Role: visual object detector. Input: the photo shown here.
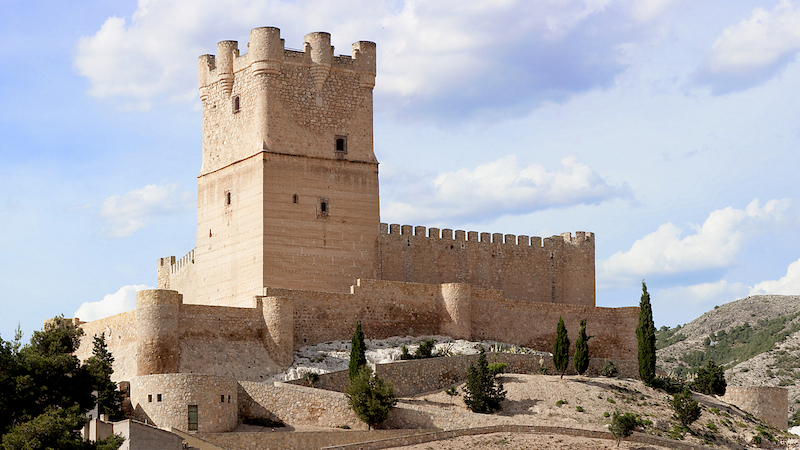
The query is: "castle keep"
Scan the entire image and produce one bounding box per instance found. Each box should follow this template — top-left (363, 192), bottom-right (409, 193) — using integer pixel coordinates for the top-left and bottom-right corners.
top-left (75, 27), bottom-right (638, 434)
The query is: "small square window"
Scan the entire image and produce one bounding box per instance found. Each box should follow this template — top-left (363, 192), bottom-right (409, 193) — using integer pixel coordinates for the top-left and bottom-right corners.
top-left (334, 135), bottom-right (347, 154)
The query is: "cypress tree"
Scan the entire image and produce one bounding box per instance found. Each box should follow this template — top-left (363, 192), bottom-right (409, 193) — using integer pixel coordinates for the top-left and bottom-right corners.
top-left (553, 317), bottom-right (570, 378)
top-left (349, 321), bottom-right (367, 381)
top-left (636, 281), bottom-right (657, 385)
top-left (573, 319), bottom-right (591, 375)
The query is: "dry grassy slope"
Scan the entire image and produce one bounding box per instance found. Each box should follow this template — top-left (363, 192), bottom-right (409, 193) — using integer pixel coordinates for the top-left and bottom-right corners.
top-left (656, 295), bottom-right (800, 417)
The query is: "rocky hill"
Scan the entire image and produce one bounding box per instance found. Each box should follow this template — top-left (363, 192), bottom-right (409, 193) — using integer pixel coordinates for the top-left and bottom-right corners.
top-left (656, 295), bottom-right (800, 422)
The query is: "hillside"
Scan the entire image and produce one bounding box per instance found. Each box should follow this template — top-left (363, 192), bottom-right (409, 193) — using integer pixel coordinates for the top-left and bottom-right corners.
top-left (656, 295), bottom-right (800, 422)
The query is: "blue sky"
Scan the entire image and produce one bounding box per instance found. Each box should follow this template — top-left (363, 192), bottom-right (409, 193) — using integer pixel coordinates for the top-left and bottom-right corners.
top-left (3, 0), bottom-right (800, 339)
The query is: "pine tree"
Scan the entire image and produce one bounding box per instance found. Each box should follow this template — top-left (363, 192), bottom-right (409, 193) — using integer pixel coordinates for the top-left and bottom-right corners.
top-left (553, 317), bottom-right (570, 378)
top-left (346, 366), bottom-right (396, 430)
top-left (573, 319), bottom-right (591, 375)
top-left (462, 348), bottom-right (506, 413)
top-left (692, 358), bottom-right (726, 396)
top-left (672, 389), bottom-right (701, 426)
top-left (636, 281), bottom-right (656, 385)
top-left (84, 332), bottom-right (123, 420)
top-left (349, 321), bottom-right (367, 381)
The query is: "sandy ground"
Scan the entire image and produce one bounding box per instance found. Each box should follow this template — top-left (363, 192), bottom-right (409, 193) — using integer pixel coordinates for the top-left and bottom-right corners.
top-left (390, 431), bottom-right (675, 449)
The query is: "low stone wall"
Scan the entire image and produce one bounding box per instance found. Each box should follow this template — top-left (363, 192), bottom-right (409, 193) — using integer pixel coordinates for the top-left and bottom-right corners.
top-left (238, 381), bottom-right (366, 430)
top-left (288, 354), bottom-right (638, 397)
top-left (723, 386), bottom-right (788, 430)
top-left (130, 374), bottom-right (238, 433)
top-left (321, 425), bottom-right (708, 450)
top-left (199, 430), bottom-right (418, 450)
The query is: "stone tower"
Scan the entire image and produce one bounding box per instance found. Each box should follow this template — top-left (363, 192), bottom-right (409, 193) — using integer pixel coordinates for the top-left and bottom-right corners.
top-left (194, 27), bottom-right (379, 306)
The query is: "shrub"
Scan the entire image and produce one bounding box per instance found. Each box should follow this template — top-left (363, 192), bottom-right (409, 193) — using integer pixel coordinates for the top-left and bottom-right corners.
top-left (692, 358), bottom-right (726, 396)
top-left (400, 339), bottom-right (439, 360)
top-left (553, 317), bottom-right (570, 378)
top-left (603, 411), bottom-right (610, 418)
top-left (601, 361), bottom-right (618, 377)
top-left (672, 390), bottom-right (701, 427)
top-left (346, 366), bottom-right (397, 430)
top-left (302, 371), bottom-right (320, 386)
top-left (463, 348), bottom-right (506, 414)
top-left (609, 412), bottom-right (638, 446)
top-left (573, 319), bottom-right (591, 375)
top-left (555, 399), bottom-right (567, 407)
top-left (487, 362), bottom-right (506, 377)
top-left (576, 406), bottom-right (584, 412)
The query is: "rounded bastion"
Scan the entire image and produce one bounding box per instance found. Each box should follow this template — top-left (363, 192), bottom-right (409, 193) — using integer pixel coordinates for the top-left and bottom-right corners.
top-left (136, 289), bottom-right (182, 376)
top-left (130, 373), bottom-right (238, 433)
top-left (723, 386), bottom-right (787, 430)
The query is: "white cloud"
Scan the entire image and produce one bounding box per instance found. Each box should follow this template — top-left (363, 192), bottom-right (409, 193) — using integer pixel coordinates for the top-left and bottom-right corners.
top-left (751, 257), bottom-right (800, 295)
top-left (602, 198), bottom-right (790, 281)
top-left (74, 284), bottom-right (150, 322)
top-left (73, 0), bottom-right (657, 116)
top-left (381, 155), bottom-right (633, 224)
top-left (99, 183), bottom-right (192, 237)
top-left (697, 0), bottom-right (800, 92)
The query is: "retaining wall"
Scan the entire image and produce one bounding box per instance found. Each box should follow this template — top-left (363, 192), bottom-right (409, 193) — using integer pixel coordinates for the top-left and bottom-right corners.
top-left (723, 386), bottom-right (788, 430)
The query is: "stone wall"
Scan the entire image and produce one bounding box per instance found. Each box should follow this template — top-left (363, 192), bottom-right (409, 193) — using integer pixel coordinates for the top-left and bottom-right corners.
top-left (113, 420), bottom-right (184, 450)
top-left (130, 374), bottom-right (238, 433)
top-left (75, 310), bottom-right (137, 382)
top-left (289, 354), bottom-right (639, 397)
top-left (378, 225), bottom-right (595, 306)
top-left (238, 381), bottom-right (366, 430)
top-left (722, 386), bottom-right (788, 430)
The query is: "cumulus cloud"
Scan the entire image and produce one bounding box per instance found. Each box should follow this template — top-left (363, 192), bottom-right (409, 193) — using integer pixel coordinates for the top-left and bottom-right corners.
top-left (696, 0), bottom-right (800, 93)
top-left (751, 257), bottom-right (800, 295)
top-left (99, 183), bottom-right (192, 237)
top-left (74, 0), bottom-right (669, 117)
top-left (74, 284), bottom-right (150, 322)
top-left (601, 198), bottom-right (790, 282)
top-left (381, 155), bottom-right (633, 224)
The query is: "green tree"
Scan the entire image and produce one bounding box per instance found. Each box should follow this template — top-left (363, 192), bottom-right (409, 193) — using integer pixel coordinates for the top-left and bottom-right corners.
top-left (672, 389), bottom-right (701, 427)
top-left (636, 281), bottom-right (656, 385)
top-left (609, 412), bottom-right (637, 447)
top-left (349, 321), bottom-right (367, 381)
top-left (463, 348), bottom-right (506, 413)
top-left (84, 333), bottom-right (123, 420)
top-left (346, 366), bottom-right (396, 430)
top-left (573, 319), bottom-right (591, 375)
top-left (553, 317), bottom-right (570, 378)
top-left (692, 358), bottom-right (726, 396)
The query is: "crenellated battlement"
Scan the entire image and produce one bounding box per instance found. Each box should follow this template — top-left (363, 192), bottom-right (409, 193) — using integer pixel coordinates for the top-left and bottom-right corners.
top-left (379, 223), bottom-right (594, 248)
top-left (198, 27), bottom-right (376, 93)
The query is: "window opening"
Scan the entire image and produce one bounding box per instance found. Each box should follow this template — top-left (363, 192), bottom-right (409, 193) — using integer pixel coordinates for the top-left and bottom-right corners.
top-left (148, 394), bottom-right (152, 403)
top-left (232, 96), bottom-right (240, 113)
top-left (188, 405), bottom-right (198, 431)
top-left (320, 201), bottom-right (327, 213)
top-left (227, 395), bottom-right (231, 403)
top-left (334, 135), bottom-right (347, 153)
top-left (226, 192), bottom-right (231, 205)
top-left (220, 395), bottom-right (225, 403)
top-left (157, 394), bottom-right (162, 402)
top-left (292, 194), bottom-right (298, 204)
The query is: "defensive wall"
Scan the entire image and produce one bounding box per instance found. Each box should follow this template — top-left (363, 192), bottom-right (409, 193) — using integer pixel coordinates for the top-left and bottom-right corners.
top-left (378, 225), bottom-right (595, 306)
top-left (79, 280), bottom-right (636, 383)
top-left (722, 386), bottom-right (788, 430)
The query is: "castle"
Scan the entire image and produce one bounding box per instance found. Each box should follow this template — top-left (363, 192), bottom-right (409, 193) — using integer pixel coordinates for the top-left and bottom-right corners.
top-left (74, 27), bottom-right (639, 434)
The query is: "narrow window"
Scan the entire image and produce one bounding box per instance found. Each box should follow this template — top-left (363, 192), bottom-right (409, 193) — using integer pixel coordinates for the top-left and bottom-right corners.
top-left (232, 96), bottom-right (240, 113)
top-left (334, 135), bottom-right (347, 153)
top-left (220, 394), bottom-right (225, 403)
top-left (157, 394), bottom-right (162, 402)
top-left (226, 192), bottom-right (231, 205)
top-left (227, 395), bottom-right (231, 403)
top-left (292, 194), bottom-right (298, 204)
top-left (188, 405), bottom-right (198, 431)
top-left (320, 201), bottom-right (327, 213)
top-left (148, 394), bottom-right (152, 403)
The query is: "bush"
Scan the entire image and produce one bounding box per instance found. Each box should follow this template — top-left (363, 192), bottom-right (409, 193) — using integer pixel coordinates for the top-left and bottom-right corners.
top-left (601, 361), bottom-right (618, 377)
top-left (692, 358), bottom-right (726, 396)
top-left (672, 390), bottom-right (701, 427)
top-left (651, 374), bottom-right (686, 394)
top-left (346, 366), bottom-right (396, 430)
top-left (463, 348), bottom-right (506, 413)
top-left (302, 371), bottom-right (320, 386)
top-left (399, 339), bottom-right (439, 360)
top-left (609, 412), bottom-right (638, 446)
top-left (487, 362), bottom-right (506, 377)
